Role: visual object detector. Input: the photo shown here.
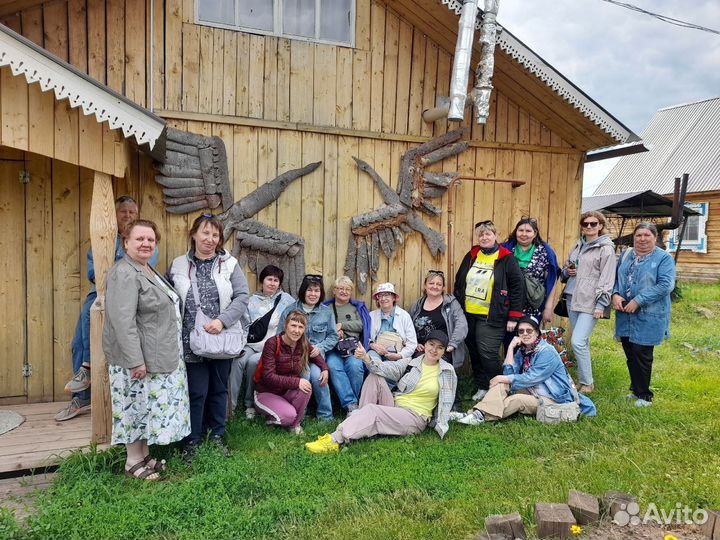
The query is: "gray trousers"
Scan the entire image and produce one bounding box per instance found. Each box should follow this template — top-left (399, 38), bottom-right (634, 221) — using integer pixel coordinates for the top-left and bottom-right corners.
top-left (229, 349), bottom-right (262, 412)
top-left (332, 373), bottom-right (427, 444)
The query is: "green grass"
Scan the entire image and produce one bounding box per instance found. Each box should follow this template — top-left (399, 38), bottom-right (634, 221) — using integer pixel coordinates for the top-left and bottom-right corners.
top-left (5, 283), bottom-right (720, 540)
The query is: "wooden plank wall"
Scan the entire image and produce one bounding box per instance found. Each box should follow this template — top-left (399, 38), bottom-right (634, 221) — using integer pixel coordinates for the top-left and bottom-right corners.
top-left (0, 0), bottom-right (589, 401)
top-left (674, 191), bottom-right (720, 282)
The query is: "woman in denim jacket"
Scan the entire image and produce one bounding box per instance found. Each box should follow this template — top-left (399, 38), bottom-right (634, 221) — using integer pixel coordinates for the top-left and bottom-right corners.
top-left (612, 223), bottom-right (675, 407)
top-left (278, 275), bottom-right (337, 420)
top-left (455, 317), bottom-right (596, 425)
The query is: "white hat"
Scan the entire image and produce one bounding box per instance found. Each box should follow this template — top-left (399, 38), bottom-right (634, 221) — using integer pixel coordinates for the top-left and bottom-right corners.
top-left (373, 282), bottom-right (399, 299)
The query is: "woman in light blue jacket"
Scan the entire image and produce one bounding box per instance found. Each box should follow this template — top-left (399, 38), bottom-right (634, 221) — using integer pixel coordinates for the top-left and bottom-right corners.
top-left (278, 274), bottom-right (337, 420)
top-left (612, 223), bottom-right (675, 407)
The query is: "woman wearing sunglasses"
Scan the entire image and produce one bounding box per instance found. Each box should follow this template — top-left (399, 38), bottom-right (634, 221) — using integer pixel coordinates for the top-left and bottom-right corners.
top-left (560, 211), bottom-right (616, 394)
top-left (277, 274), bottom-right (336, 420)
top-left (453, 317), bottom-right (595, 425)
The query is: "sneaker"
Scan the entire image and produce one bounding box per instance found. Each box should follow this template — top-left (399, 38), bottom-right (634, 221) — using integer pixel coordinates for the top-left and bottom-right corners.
top-left (181, 441), bottom-right (200, 463)
top-left (448, 411), bottom-right (467, 422)
top-left (635, 398), bottom-right (652, 408)
top-left (64, 366), bottom-right (91, 394)
top-left (54, 397), bottom-right (91, 421)
top-left (346, 403), bottom-right (359, 416)
top-left (471, 388), bottom-right (488, 401)
top-left (289, 425), bottom-right (305, 435)
top-left (626, 392), bottom-right (638, 399)
top-left (305, 433), bottom-right (339, 454)
top-left (457, 410), bottom-right (485, 426)
top-left (578, 384), bottom-right (594, 394)
top-left (209, 436), bottom-right (231, 457)
top-left (245, 407), bottom-right (256, 420)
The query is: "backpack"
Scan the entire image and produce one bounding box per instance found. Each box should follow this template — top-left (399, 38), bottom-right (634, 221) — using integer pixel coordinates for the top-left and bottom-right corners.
top-left (523, 270), bottom-right (546, 310)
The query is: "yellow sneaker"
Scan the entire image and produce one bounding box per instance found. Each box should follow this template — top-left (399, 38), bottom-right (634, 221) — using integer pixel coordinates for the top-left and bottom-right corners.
top-left (304, 433), bottom-right (339, 454)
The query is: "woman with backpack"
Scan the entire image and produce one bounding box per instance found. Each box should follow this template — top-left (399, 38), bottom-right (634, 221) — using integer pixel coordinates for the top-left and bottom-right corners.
top-left (254, 310), bottom-right (328, 435)
top-left (502, 217), bottom-right (561, 323)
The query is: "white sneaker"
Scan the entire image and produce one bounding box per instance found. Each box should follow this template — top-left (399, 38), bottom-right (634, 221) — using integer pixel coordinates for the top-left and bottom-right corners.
top-left (289, 425), bottom-right (304, 435)
top-left (625, 393), bottom-right (638, 399)
top-left (471, 388), bottom-right (488, 401)
top-left (457, 410), bottom-right (485, 425)
top-left (448, 411), bottom-right (467, 422)
top-left (245, 407), bottom-right (256, 420)
top-left (635, 398), bottom-right (652, 408)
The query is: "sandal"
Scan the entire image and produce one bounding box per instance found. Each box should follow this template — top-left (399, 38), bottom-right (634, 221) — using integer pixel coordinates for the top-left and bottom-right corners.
top-left (124, 461), bottom-right (160, 481)
top-left (143, 455), bottom-right (167, 472)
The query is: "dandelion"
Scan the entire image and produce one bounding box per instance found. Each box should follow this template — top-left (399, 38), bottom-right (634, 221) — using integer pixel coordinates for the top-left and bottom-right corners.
top-left (571, 524), bottom-right (583, 536)
top-left (663, 535), bottom-right (678, 540)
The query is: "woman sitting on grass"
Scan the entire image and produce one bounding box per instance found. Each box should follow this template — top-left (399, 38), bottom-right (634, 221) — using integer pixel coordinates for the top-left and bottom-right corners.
top-left (454, 317), bottom-right (595, 425)
top-left (305, 330), bottom-right (457, 453)
top-left (254, 310), bottom-right (328, 435)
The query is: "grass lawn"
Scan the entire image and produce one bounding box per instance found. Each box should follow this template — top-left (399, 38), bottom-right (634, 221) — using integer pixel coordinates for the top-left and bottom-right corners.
top-left (3, 283), bottom-right (719, 540)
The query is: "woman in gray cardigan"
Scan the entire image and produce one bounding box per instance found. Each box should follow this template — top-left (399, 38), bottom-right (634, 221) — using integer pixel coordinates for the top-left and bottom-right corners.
top-left (103, 220), bottom-right (191, 481)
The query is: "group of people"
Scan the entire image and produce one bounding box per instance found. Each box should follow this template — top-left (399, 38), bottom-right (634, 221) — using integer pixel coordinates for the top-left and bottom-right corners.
top-left (60, 196), bottom-right (675, 478)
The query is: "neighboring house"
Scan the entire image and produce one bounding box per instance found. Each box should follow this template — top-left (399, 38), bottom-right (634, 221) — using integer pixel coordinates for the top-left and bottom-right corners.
top-left (594, 97), bottom-right (720, 282)
top-left (0, 0), bottom-right (637, 413)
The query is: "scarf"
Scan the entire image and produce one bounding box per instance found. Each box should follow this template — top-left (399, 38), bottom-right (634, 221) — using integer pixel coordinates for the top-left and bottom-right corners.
top-left (520, 337), bottom-right (542, 372)
top-left (513, 243), bottom-right (536, 269)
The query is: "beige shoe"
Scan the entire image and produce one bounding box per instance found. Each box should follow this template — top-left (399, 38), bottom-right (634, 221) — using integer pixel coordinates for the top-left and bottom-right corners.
top-left (578, 384), bottom-right (594, 394)
top-left (54, 397), bottom-right (91, 421)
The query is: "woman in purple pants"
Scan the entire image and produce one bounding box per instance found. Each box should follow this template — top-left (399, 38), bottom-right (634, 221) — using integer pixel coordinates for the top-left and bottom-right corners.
top-left (254, 310), bottom-right (328, 435)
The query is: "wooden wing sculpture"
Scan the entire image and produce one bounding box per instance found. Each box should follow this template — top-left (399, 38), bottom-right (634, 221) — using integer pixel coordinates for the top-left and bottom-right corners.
top-left (344, 129), bottom-right (469, 293)
top-left (154, 127), bottom-right (321, 293)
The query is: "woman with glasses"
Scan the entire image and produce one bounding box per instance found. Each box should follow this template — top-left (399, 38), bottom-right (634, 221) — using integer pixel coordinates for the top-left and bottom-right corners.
top-left (166, 214), bottom-right (250, 460)
top-left (453, 317), bottom-right (595, 425)
top-left (322, 276), bottom-right (371, 415)
top-left (229, 264), bottom-right (295, 419)
top-left (454, 220), bottom-right (525, 403)
top-left (277, 275), bottom-right (336, 420)
top-left (368, 282), bottom-right (418, 364)
top-left (409, 270), bottom-right (467, 410)
top-left (560, 211), bottom-right (616, 394)
top-left (502, 217), bottom-right (562, 323)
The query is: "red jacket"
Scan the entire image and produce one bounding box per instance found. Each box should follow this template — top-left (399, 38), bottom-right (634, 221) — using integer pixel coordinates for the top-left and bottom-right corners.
top-left (256, 335), bottom-right (328, 394)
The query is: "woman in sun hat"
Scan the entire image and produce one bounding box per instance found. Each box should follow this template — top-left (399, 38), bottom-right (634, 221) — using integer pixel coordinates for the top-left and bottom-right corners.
top-left (367, 282), bottom-right (417, 363)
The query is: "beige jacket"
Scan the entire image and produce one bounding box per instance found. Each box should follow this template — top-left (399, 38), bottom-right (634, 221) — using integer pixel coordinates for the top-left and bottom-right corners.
top-left (103, 255), bottom-right (181, 373)
top-left (563, 235), bottom-right (616, 315)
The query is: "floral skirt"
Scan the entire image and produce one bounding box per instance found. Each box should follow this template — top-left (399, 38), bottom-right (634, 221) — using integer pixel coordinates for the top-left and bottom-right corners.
top-left (109, 362), bottom-right (191, 446)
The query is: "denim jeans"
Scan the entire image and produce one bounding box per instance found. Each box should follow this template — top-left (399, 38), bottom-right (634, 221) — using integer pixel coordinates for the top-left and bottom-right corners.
top-left (70, 291), bottom-right (95, 401)
top-left (567, 306), bottom-right (599, 386)
top-left (302, 362), bottom-right (334, 420)
top-left (326, 350), bottom-right (365, 410)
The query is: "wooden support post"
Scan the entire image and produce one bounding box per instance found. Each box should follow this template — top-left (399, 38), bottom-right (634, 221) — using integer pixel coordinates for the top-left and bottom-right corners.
top-left (568, 490), bottom-right (600, 525)
top-left (89, 171), bottom-right (117, 444)
top-left (535, 503), bottom-right (576, 539)
top-left (484, 512), bottom-right (527, 539)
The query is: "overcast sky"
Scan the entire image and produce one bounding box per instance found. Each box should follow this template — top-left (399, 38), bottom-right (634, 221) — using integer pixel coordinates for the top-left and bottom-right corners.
top-left (496, 0), bottom-right (720, 194)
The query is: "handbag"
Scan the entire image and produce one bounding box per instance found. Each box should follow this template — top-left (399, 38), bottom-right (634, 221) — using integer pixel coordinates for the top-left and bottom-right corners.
top-left (336, 337), bottom-right (359, 358)
top-left (536, 399), bottom-right (580, 424)
top-left (375, 331), bottom-right (405, 353)
top-left (553, 288), bottom-right (569, 318)
top-left (247, 295), bottom-right (282, 343)
top-left (523, 271), bottom-right (546, 311)
top-left (189, 275), bottom-right (245, 360)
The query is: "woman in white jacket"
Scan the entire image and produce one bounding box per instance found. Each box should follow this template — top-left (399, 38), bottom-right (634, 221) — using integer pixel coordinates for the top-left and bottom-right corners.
top-left (368, 283), bottom-right (418, 362)
top-left (229, 264), bottom-right (295, 418)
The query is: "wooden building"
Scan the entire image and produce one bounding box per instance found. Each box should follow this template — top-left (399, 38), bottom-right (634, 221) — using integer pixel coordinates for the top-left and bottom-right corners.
top-left (0, 0), bottom-right (637, 419)
top-left (594, 97), bottom-right (720, 282)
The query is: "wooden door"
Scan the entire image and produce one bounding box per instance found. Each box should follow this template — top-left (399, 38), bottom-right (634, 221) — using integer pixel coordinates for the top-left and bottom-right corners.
top-left (0, 159), bottom-right (27, 399)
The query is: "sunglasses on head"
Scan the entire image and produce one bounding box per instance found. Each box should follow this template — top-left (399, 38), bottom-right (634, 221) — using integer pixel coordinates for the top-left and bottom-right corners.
top-left (520, 216), bottom-right (538, 224)
top-left (304, 274), bottom-right (323, 282)
top-left (581, 221), bottom-right (600, 228)
top-left (517, 327), bottom-right (537, 335)
top-left (475, 220), bottom-right (494, 228)
top-left (426, 269), bottom-right (444, 277)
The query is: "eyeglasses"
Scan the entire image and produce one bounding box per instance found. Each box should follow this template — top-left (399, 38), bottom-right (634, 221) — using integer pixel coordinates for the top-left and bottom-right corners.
top-left (376, 292), bottom-right (394, 298)
top-left (581, 221), bottom-right (600, 228)
top-left (304, 274), bottom-right (323, 282)
top-left (517, 328), bottom-right (537, 335)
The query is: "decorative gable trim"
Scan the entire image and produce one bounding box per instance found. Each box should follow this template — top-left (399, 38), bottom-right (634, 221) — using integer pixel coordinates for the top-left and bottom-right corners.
top-left (0, 24), bottom-right (166, 158)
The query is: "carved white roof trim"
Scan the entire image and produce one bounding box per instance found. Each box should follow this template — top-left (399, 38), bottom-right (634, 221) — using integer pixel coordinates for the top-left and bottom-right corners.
top-left (0, 25), bottom-right (166, 156)
top-left (440, 0), bottom-right (638, 144)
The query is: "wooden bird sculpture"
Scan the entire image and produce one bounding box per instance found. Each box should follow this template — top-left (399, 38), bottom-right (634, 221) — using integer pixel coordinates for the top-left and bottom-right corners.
top-left (344, 129), bottom-right (469, 293)
top-left (155, 127), bottom-right (321, 293)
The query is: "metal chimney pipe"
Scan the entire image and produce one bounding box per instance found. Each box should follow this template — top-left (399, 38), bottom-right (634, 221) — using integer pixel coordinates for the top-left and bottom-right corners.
top-left (448, 0), bottom-right (479, 121)
top-left (473, 0), bottom-right (501, 124)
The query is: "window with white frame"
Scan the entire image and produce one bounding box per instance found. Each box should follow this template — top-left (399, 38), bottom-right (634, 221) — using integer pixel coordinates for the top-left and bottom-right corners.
top-left (667, 202), bottom-right (709, 254)
top-left (197, 0), bottom-right (355, 47)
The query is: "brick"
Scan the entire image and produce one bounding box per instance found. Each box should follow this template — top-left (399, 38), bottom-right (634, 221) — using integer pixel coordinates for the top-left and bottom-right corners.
top-left (535, 503), bottom-right (576, 539)
top-left (568, 490), bottom-right (600, 525)
top-left (485, 512), bottom-right (527, 540)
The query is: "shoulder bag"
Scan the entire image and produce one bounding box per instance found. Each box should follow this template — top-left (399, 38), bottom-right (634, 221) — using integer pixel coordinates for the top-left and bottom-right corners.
top-left (247, 295), bottom-right (282, 343)
top-left (189, 274), bottom-right (245, 359)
